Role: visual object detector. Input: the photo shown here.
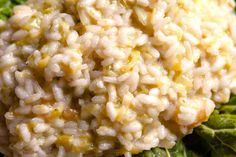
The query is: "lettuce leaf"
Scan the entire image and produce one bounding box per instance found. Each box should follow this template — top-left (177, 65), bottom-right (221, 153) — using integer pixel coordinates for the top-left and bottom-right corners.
top-left (0, 0), bottom-right (26, 20)
top-left (134, 141), bottom-right (189, 157)
top-left (191, 95), bottom-right (236, 157)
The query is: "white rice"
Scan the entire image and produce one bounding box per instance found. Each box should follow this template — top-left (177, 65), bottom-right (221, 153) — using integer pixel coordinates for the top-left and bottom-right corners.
top-left (0, 0), bottom-right (236, 156)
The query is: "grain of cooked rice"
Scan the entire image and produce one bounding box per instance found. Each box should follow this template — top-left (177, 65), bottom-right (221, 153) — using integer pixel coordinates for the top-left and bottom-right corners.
top-left (0, 0), bottom-right (236, 156)
top-left (18, 124), bottom-right (31, 143)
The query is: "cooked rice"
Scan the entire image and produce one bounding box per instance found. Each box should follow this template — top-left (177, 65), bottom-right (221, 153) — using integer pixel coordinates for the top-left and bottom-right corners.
top-left (0, 0), bottom-right (236, 156)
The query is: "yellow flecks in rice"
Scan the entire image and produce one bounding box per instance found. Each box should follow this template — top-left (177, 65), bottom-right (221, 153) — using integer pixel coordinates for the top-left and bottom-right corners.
top-left (37, 56), bottom-right (50, 69)
top-left (56, 135), bottom-right (72, 146)
top-left (1, 0), bottom-right (236, 156)
top-left (62, 109), bottom-right (79, 120)
top-left (45, 109), bottom-right (62, 120)
top-left (120, 50), bottom-right (141, 73)
top-left (56, 134), bottom-right (93, 153)
top-left (175, 75), bottom-right (193, 91)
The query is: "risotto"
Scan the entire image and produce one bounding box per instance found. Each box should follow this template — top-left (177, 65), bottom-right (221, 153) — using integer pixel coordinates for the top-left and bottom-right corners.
top-left (0, 0), bottom-right (236, 156)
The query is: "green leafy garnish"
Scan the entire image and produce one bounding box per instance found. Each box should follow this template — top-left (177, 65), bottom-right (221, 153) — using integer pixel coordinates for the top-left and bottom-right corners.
top-left (192, 112), bottom-right (236, 157)
top-left (135, 141), bottom-right (188, 157)
top-left (0, 0), bottom-right (26, 20)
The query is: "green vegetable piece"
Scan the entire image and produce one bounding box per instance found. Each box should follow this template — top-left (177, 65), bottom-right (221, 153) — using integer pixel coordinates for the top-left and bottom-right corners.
top-left (195, 125), bottom-right (215, 142)
top-left (11, 0), bottom-right (26, 5)
top-left (1, 6), bottom-right (12, 16)
top-left (0, 13), bottom-right (7, 20)
top-left (220, 105), bottom-right (236, 114)
top-left (211, 146), bottom-right (236, 157)
top-left (215, 129), bottom-right (236, 153)
top-left (135, 147), bottom-right (166, 157)
top-left (152, 147), bottom-right (168, 157)
top-left (186, 150), bottom-right (201, 157)
top-left (0, 0), bottom-right (8, 7)
top-left (168, 141), bottom-right (187, 157)
top-left (135, 141), bottom-right (188, 157)
top-left (204, 114), bottom-right (236, 129)
top-left (226, 95), bottom-right (236, 105)
top-left (0, 0), bottom-right (26, 20)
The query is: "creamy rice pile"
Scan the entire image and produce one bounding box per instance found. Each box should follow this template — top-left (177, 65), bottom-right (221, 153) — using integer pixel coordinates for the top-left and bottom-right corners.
top-left (1, 0), bottom-right (236, 156)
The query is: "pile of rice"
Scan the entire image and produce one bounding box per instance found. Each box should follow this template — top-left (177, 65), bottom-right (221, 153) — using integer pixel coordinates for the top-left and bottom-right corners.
top-left (1, 0), bottom-right (236, 156)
